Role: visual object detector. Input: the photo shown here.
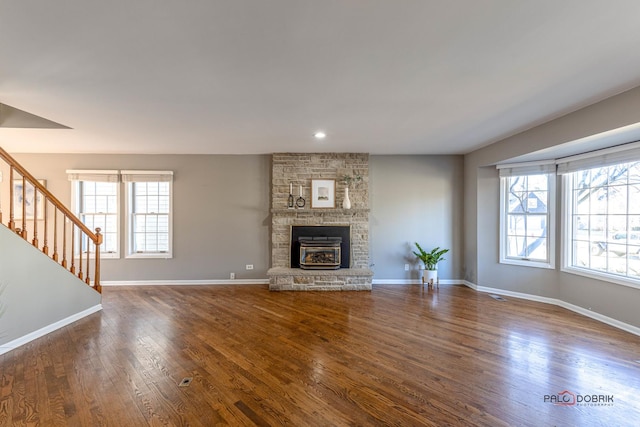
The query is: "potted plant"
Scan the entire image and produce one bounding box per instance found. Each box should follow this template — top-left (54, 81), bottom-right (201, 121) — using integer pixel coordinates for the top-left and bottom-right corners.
top-left (413, 243), bottom-right (449, 284)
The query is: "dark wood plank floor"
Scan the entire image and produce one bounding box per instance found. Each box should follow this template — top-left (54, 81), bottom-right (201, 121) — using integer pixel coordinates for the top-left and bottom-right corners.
top-left (1, 284), bottom-right (639, 426)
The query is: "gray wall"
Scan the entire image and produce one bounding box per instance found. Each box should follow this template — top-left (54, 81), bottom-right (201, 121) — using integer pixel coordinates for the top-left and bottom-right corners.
top-left (5, 153), bottom-right (465, 283)
top-left (475, 166), bottom-right (561, 299)
top-left (0, 225), bottom-right (101, 349)
top-left (370, 155), bottom-right (464, 281)
top-left (10, 153), bottom-right (272, 282)
top-left (465, 85), bottom-right (640, 328)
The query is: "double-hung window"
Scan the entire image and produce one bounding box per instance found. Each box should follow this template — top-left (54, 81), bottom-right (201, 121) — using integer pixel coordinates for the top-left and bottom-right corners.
top-left (67, 170), bottom-right (120, 258)
top-left (123, 171), bottom-right (173, 258)
top-left (559, 144), bottom-right (640, 287)
top-left (498, 162), bottom-right (556, 268)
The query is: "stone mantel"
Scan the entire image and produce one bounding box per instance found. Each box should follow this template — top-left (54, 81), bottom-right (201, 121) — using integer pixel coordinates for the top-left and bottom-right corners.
top-left (271, 208), bottom-right (370, 215)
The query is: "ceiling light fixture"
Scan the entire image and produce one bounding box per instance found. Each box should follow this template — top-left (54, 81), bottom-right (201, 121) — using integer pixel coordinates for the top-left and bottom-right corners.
top-left (314, 131), bottom-right (326, 140)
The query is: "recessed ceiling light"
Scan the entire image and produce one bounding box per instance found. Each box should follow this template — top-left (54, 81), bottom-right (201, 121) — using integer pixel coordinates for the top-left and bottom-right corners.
top-left (314, 131), bottom-right (326, 140)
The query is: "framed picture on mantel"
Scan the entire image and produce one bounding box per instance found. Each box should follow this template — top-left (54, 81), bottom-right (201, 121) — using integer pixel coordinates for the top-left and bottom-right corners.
top-left (311, 179), bottom-right (335, 208)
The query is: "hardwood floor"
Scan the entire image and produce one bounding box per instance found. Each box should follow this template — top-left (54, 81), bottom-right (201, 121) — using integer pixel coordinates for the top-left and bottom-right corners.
top-left (1, 284), bottom-right (639, 426)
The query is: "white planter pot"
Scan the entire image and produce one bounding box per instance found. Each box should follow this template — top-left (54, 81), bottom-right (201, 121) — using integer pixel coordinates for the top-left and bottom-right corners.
top-left (424, 269), bottom-right (438, 283)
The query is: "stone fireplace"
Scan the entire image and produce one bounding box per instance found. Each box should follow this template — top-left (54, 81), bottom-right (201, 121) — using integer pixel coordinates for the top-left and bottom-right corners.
top-left (267, 153), bottom-right (373, 291)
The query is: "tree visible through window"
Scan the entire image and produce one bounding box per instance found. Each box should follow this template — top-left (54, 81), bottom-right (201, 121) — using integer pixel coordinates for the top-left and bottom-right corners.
top-left (567, 162), bottom-right (640, 281)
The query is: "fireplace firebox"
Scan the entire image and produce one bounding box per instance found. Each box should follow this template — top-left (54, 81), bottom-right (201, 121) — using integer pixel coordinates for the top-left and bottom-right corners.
top-left (299, 237), bottom-right (341, 269)
top-left (290, 225), bottom-right (350, 269)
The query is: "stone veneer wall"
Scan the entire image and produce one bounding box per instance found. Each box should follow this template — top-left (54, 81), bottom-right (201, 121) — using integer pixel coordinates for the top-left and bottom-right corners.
top-left (268, 153), bottom-right (373, 291)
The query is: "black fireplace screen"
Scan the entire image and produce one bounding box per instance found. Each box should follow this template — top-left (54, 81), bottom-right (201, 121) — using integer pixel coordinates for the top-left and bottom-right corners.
top-left (290, 226), bottom-right (350, 268)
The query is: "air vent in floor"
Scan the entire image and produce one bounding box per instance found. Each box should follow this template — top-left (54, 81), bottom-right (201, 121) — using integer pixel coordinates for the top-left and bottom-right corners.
top-left (178, 377), bottom-right (193, 387)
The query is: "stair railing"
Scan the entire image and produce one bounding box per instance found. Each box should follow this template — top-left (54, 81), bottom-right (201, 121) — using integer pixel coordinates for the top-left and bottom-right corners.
top-left (0, 147), bottom-right (102, 293)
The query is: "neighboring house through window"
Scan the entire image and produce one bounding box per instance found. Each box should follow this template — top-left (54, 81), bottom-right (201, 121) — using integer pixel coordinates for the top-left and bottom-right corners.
top-left (498, 162), bottom-right (556, 269)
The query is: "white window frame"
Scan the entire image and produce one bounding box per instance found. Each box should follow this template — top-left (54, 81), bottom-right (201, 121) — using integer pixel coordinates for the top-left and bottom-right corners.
top-left (498, 162), bottom-right (556, 269)
top-left (123, 170), bottom-right (173, 259)
top-left (67, 169), bottom-right (121, 259)
top-left (559, 146), bottom-right (640, 290)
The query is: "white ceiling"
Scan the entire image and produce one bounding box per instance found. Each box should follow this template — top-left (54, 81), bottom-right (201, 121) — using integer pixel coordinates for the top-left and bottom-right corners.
top-left (2, 1), bottom-right (640, 155)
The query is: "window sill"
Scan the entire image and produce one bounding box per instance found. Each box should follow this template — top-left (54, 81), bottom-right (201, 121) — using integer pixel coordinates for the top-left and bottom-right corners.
top-left (500, 258), bottom-right (555, 270)
top-left (125, 253), bottom-right (173, 259)
top-left (76, 253), bottom-right (120, 260)
top-left (562, 266), bottom-right (640, 290)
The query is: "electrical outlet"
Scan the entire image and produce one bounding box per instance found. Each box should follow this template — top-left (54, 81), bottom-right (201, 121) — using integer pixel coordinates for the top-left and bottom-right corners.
top-left (246, 264), bottom-right (254, 270)
top-left (230, 272), bottom-right (235, 280)
top-left (404, 264), bottom-right (410, 271)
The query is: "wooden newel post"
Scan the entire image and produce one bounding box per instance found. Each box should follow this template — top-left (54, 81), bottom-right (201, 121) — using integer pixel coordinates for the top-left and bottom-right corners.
top-left (94, 228), bottom-right (103, 293)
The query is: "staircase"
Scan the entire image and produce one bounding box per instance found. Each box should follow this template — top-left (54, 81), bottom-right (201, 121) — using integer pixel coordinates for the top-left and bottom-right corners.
top-left (0, 146), bottom-right (102, 293)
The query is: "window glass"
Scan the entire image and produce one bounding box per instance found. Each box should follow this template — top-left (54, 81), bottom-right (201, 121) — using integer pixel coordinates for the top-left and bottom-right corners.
top-left (566, 161), bottom-right (640, 283)
top-left (501, 173), bottom-right (554, 267)
top-left (128, 180), bottom-right (172, 256)
top-left (77, 181), bottom-right (119, 256)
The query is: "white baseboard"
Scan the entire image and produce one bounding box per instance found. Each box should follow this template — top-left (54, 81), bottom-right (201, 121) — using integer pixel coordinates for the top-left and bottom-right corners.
top-left (105, 279), bottom-right (461, 286)
top-left (462, 281), bottom-right (640, 337)
top-left (0, 304), bottom-right (103, 356)
top-left (102, 279), bottom-right (270, 286)
top-left (104, 278), bottom-right (465, 287)
top-left (103, 278), bottom-right (461, 286)
top-left (372, 279), bottom-right (461, 285)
